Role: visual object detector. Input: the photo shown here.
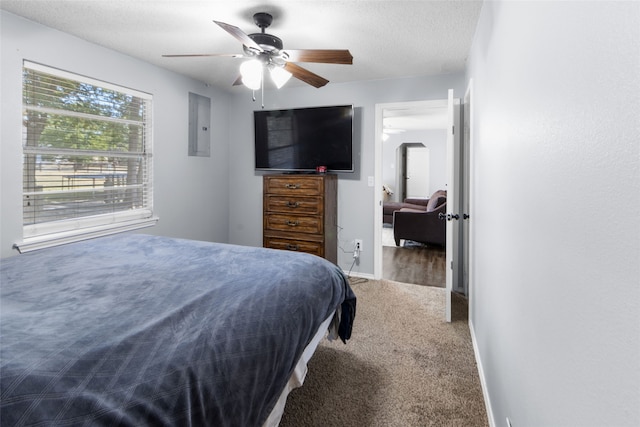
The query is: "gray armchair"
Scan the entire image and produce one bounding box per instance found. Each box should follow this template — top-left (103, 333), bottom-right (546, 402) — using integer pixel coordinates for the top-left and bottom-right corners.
top-left (392, 193), bottom-right (447, 247)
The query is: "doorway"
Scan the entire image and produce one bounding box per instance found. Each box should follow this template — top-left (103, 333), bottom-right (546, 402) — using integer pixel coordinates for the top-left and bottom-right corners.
top-left (383, 141), bottom-right (444, 287)
top-left (375, 100), bottom-right (449, 288)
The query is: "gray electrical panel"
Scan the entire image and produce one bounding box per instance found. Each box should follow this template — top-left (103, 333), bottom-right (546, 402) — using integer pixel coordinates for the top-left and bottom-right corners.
top-left (188, 92), bottom-right (211, 157)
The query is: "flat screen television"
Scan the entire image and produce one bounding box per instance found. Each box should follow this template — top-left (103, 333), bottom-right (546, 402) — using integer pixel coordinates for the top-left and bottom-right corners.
top-left (254, 105), bottom-right (354, 173)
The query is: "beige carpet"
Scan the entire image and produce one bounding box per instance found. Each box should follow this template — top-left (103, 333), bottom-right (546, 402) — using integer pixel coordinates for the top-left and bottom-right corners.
top-left (279, 280), bottom-right (488, 427)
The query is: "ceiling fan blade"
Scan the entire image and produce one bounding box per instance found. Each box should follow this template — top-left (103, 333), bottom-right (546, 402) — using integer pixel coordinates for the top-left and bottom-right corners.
top-left (284, 63), bottom-right (329, 88)
top-left (232, 75), bottom-right (243, 86)
top-left (162, 53), bottom-right (244, 58)
top-left (283, 49), bottom-right (353, 64)
top-left (213, 20), bottom-right (263, 52)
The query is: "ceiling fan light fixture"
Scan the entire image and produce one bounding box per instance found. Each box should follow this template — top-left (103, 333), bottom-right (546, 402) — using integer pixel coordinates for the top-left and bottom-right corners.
top-left (166, 13), bottom-right (353, 90)
top-left (240, 59), bottom-right (262, 90)
top-left (270, 66), bottom-right (292, 89)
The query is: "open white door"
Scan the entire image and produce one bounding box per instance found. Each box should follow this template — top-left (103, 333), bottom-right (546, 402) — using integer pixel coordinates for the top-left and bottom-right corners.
top-left (445, 89), bottom-right (461, 322)
top-left (462, 81), bottom-right (472, 300)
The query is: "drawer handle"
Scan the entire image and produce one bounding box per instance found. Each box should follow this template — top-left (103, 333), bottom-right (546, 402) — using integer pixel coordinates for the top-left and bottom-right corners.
top-left (286, 244), bottom-right (299, 251)
top-left (285, 183), bottom-right (301, 189)
top-left (286, 220), bottom-right (299, 227)
top-left (287, 201), bottom-right (300, 208)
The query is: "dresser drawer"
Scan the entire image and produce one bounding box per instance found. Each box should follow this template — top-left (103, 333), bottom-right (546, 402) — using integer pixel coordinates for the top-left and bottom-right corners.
top-left (264, 195), bottom-right (322, 215)
top-left (264, 213), bottom-right (323, 234)
top-left (264, 176), bottom-right (323, 196)
top-left (264, 236), bottom-right (324, 257)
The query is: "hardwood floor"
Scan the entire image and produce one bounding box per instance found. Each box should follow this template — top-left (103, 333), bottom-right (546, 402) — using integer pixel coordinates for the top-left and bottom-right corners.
top-left (382, 243), bottom-right (446, 288)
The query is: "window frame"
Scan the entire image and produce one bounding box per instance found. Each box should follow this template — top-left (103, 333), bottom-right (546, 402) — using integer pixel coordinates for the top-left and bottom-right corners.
top-left (15, 61), bottom-right (157, 253)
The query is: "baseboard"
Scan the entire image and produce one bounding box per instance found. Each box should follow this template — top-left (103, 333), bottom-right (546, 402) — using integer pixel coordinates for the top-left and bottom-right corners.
top-left (469, 319), bottom-right (496, 427)
top-left (344, 271), bottom-right (375, 281)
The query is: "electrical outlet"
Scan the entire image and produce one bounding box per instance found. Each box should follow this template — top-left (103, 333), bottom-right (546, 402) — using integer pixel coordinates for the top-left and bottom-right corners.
top-left (352, 239), bottom-right (362, 260)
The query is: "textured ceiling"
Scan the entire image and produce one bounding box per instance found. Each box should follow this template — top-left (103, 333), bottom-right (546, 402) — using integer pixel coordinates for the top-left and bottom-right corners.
top-left (1, 0), bottom-right (483, 92)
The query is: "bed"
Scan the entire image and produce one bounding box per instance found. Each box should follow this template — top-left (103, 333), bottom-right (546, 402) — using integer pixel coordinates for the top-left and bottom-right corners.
top-left (0, 234), bottom-right (356, 426)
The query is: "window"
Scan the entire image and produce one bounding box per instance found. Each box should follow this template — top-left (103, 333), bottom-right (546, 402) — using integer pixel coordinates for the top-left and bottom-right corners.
top-left (17, 61), bottom-right (157, 252)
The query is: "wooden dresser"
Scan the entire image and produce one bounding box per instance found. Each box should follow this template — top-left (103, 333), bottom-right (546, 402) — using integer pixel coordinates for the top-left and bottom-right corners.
top-left (263, 174), bottom-right (337, 263)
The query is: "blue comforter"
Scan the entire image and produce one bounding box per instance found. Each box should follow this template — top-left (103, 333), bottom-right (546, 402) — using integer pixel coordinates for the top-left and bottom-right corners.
top-left (0, 234), bottom-right (355, 426)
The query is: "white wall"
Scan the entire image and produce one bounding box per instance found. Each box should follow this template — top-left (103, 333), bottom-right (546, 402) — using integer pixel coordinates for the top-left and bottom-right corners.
top-left (0, 11), bottom-right (231, 257)
top-left (382, 129), bottom-right (448, 199)
top-left (467, 2), bottom-right (640, 426)
top-left (226, 74), bottom-right (465, 275)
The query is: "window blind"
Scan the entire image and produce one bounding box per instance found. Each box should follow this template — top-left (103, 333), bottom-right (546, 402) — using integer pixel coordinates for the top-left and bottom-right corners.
top-left (17, 61), bottom-right (156, 252)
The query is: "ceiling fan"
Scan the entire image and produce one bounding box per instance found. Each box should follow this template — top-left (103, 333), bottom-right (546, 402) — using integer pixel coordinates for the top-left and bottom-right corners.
top-left (162, 12), bottom-right (353, 89)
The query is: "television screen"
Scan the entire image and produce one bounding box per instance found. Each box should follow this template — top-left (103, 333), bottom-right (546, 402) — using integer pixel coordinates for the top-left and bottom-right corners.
top-left (254, 105), bottom-right (354, 173)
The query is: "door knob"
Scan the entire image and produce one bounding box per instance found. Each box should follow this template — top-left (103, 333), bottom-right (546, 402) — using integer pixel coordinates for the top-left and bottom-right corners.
top-left (463, 213), bottom-right (470, 220)
top-left (438, 213), bottom-right (460, 221)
